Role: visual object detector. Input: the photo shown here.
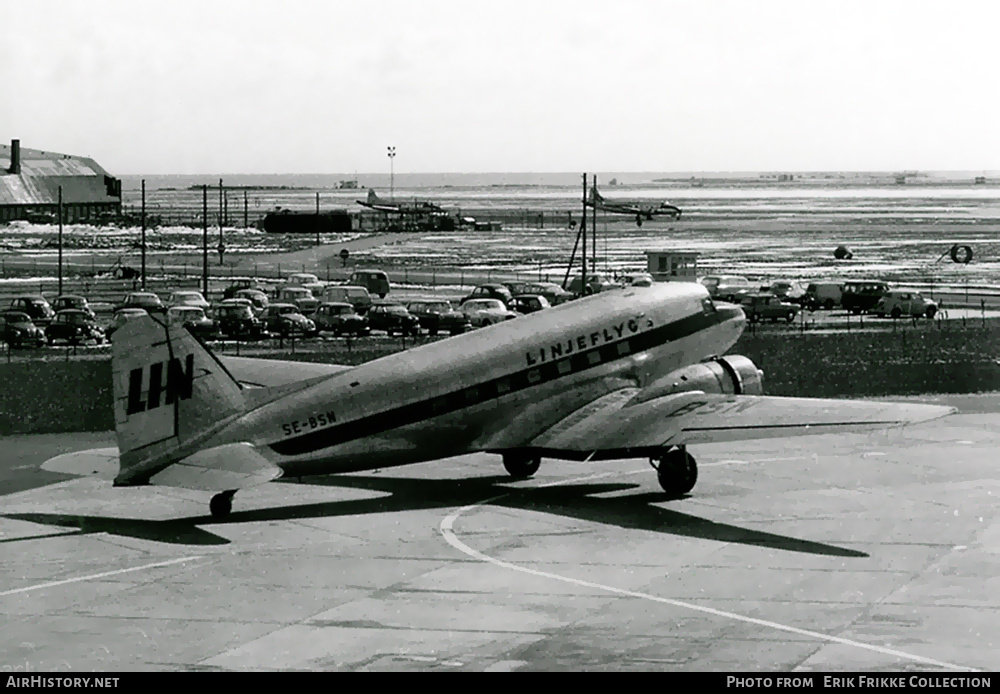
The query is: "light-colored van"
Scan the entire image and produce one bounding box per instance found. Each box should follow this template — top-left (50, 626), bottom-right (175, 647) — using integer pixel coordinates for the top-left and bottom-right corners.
top-left (323, 285), bottom-right (373, 314)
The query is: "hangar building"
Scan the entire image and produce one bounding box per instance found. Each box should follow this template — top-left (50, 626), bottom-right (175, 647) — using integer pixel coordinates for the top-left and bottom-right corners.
top-left (0, 139), bottom-right (122, 224)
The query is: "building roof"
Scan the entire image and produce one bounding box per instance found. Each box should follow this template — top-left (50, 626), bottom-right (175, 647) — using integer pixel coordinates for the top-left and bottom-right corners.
top-left (0, 142), bottom-right (120, 206)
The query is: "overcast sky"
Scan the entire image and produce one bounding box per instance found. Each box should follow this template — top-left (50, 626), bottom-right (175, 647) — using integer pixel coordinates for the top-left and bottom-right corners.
top-left (2, 0), bottom-right (997, 175)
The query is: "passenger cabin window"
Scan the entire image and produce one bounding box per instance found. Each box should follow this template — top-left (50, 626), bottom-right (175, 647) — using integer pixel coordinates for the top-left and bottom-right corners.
top-left (702, 298), bottom-right (717, 314)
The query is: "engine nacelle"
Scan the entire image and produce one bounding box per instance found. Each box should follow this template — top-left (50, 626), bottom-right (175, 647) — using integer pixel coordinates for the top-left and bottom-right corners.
top-left (632, 355), bottom-right (764, 405)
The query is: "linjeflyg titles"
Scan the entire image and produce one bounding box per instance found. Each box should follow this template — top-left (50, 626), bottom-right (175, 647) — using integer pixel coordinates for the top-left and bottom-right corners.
top-left (525, 316), bottom-right (654, 367)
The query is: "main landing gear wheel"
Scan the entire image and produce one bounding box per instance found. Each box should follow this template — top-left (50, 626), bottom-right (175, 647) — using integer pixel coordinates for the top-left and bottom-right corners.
top-left (650, 446), bottom-right (697, 498)
top-left (210, 490), bottom-right (236, 518)
top-left (502, 453), bottom-right (541, 479)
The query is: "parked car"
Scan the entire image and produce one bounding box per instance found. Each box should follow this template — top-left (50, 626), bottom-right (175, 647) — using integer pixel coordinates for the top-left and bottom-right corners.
top-left (166, 306), bottom-right (216, 339)
top-left (566, 273), bottom-right (618, 296)
top-left (222, 279), bottom-right (266, 300)
top-left (406, 299), bottom-right (470, 336)
top-left (282, 272), bottom-right (326, 295)
top-left (51, 295), bottom-right (97, 320)
top-left (873, 290), bottom-right (938, 319)
top-left (764, 280), bottom-right (807, 304)
top-left (365, 302), bottom-right (421, 336)
top-left (313, 302), bottom-right (370, 336)
top-left (105, 308), bottom-right (149, 340)
top-left (840, 280), bottom-right (890, 315)
top-left (503, 281), bottom-right (532, 297)
top-left (802, 282), bottom-right (845, 310)
top-left (0, 311), bottom-right (47, 348)
top-left (215, 302), bottom-right (268, 340)
top-left (8, 296), bottom-right (55, 325)
top-left (509, 294), bottom-right (551, 314)
top-left (262, 303), bottom-right (317, 337)
top-left (739, 294), bottom-right (799, 323)
top-left (348, 270), bottom-right (391, 298)
top-left (617, 273), bottom-right (654, 288)
top-left (460, 298), bottom-right (518, 327)
top-left (700, 276), bottom-right (753, 303)
top-left (233, 288), bottom-right (269, 314)
top-left (323, 285), bottom-right (373, 314)
top-left (167, 290), bottom-right (210, 310)
top-left (44, 309), bottom-right (106, 345)
top-left (117, 291), bottom-right (166, 314)
top-left (519, 281), bottom-right (574, 305)
top-left (460, 284), bottom-right (514, 308)
top-left (276, 286), bottom-right (319, 315)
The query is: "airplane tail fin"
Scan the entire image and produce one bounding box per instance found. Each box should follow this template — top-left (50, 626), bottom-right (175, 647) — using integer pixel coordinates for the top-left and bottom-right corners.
top-left (367, 188), bottom-right (381, 204)
top-left (111, 314), bottom-right (246, 486)
top-left (588, 185), bottom-right (603, 204)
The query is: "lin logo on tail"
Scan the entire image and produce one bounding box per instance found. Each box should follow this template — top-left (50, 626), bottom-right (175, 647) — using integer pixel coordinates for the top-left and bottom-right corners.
top-left (126, 354), bottom-right (195, 415)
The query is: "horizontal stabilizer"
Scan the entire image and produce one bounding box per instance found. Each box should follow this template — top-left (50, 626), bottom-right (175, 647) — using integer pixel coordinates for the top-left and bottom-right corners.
top-left (148, 442), bottom-right (282, 491)
top-left (42, 447), bottom-right (120, 480)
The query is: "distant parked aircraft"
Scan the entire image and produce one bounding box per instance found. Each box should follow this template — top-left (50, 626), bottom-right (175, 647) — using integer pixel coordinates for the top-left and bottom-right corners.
top-left (355, 189), bottom-right (445, 215)
top-left (586, 185), bottom-right (681, 226)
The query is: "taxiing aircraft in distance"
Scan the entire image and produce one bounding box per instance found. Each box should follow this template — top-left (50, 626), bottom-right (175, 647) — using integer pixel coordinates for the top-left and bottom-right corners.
top-left (586, 185), bottom-right (682, 226)
top-left (45, 284), bottom-right (952, 518)
top-left (355, 188), bottom-right (446, 215)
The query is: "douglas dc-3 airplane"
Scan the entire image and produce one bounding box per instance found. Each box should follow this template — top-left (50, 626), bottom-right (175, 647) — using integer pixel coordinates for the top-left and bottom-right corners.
top-left (44, 283), bottom-right (952, 519)
top-left (355, 188), bottom-right (446, 215)
top-left (586, 186), bottom-right (682, 226)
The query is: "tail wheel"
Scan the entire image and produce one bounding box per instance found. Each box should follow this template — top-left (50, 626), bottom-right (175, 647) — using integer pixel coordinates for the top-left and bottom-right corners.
top-left (651, 447), bottom-right (697, 498)
top-left (926, 306), bottom-right (937, 319)
top-left (210, 490), bottom-right (236, 518)
top-left (502, 453), bottom-right (541, 478)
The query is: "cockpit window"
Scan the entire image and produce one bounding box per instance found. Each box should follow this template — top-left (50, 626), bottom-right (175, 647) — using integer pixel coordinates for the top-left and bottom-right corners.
top-left (702, 297), bottom-right (717, 314)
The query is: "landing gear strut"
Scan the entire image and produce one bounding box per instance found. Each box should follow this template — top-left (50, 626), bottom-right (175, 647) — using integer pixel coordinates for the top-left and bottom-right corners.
top-left (502, 453), bottom-right (541, 479)
top-left (210, 490), bottom-right (236, 518)
top-left (650, 446), bottom-right (697, 498)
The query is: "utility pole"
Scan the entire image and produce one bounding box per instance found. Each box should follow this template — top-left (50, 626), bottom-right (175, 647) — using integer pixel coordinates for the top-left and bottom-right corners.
top-left (217, 178), bottom-right (225, 264)
top-left (581, 174), bottom-right (587, 296)
top-left (387, 146), bottom-right (396, 202)
top-left (591, 174), bottom-right (597, 273)
top-left (243, 190), bottom-right (248, 229)
top-left (58, 186), bottom-right (63, 296)
top-left (141, 179), bottom-right (146, 289)
top-left (315, 191), bottom-right (321, 246)
top-left (202, 185), bottom-right (208, 297)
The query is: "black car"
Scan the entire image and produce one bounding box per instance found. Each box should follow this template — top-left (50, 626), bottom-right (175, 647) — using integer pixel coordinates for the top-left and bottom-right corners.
top-left (0, 311), bottom-right (47, 348)
top-left (406, 299), bottom-right (470, 336)
top-left (314, 302), bottom-right (370, 336)
top-left (216, 303), bottom-right (268, 340)
top-left (262, 303), bottom-right (317, 337)
top-left (8, 296), bottom-right (55, 325)
top-left (366, 302), bottom-right (421, 336)
top-left (45, 309), bottom-right (106, 345)
top-left (51, 295), bottom-right (97, 320)
top-left (223, 279), bottom-right (267, 300)
top-left (460, 284), bottom-right (514, 308)
top-left (509, 294), bottom-right (551, 314)
top-left (841, 280), bottom-right (890, 315)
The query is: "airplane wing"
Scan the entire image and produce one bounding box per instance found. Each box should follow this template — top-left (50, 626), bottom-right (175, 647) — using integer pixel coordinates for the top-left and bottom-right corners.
top-left (526, 389), bottom-right (955, 453)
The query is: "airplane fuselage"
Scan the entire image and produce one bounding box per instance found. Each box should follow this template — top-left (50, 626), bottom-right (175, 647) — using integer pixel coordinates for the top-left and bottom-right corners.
top-left (204, 284), bottom-right (745, 477)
